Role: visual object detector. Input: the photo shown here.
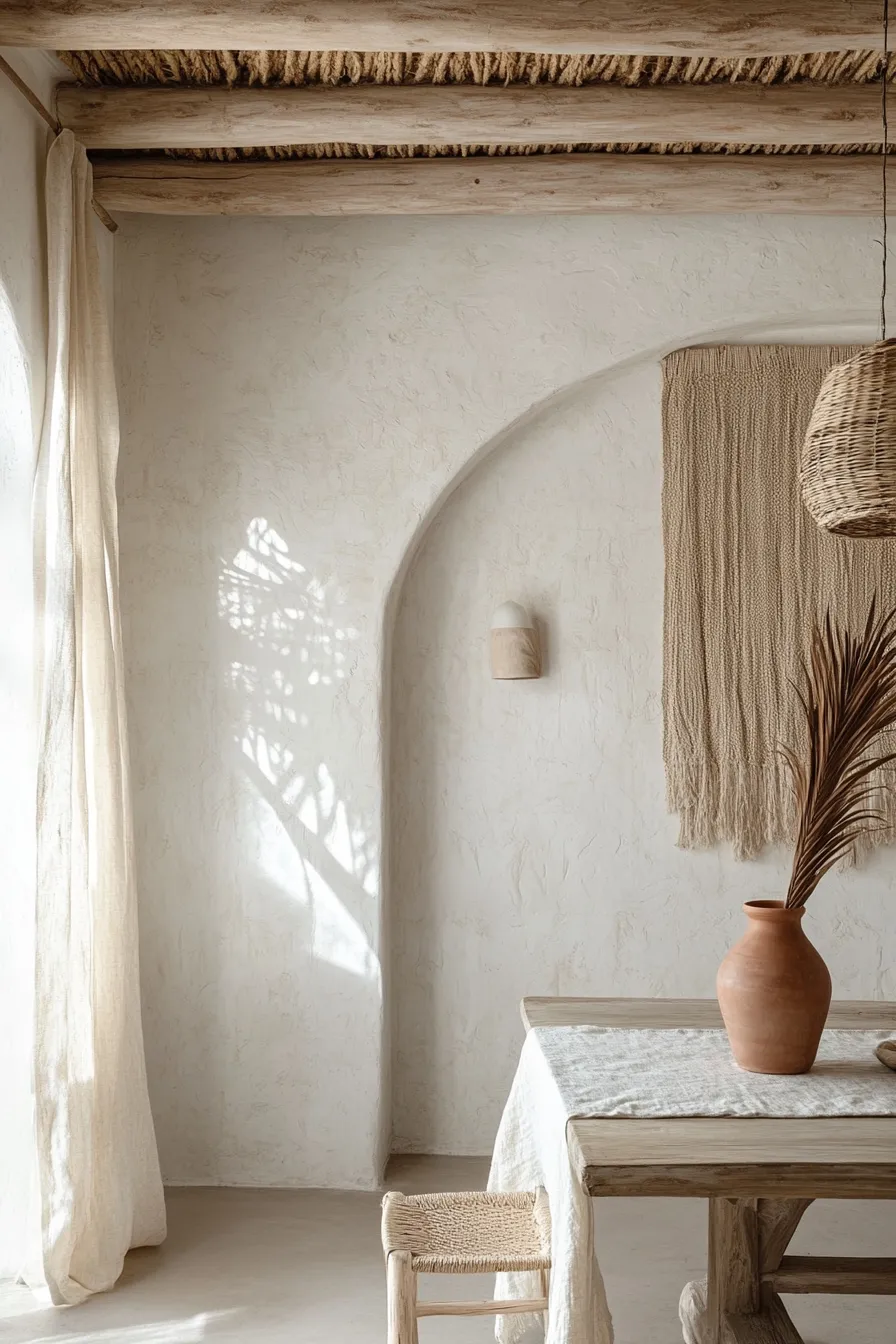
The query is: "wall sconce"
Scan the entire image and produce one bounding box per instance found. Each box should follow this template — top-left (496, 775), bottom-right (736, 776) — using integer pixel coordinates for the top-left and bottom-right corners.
top-left (490, 602), bottom-right (541, 680)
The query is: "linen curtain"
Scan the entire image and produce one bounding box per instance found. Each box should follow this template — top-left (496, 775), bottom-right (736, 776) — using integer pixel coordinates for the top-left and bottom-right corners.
top-left (662, 343), bottom-right (896, 860)
top-left (31, 130), bottom-right (165, 1305)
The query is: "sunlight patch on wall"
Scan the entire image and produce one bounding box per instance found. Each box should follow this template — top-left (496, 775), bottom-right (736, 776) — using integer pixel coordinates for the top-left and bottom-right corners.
top-left (305, 852), bottom-right (381, 982)
top-left (218, 517), bottom-right (377, 980)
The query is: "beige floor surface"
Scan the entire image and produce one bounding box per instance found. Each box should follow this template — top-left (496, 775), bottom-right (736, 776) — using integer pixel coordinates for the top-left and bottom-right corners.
top-left (1, 1156), bottom-right (893, 1343)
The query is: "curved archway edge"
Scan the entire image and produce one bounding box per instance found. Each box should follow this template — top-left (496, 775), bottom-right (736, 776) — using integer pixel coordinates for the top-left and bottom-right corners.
top-left (375, 306), bottom-right (873, 1168)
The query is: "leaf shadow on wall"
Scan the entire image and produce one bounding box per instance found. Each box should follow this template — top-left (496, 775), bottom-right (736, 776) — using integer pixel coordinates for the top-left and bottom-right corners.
top-left (218, 516), bottom-right (378, 983)
top-left (126, 503), bottom-right (385, 1185)
top-left (120, 513), bottom-right (390, 1185)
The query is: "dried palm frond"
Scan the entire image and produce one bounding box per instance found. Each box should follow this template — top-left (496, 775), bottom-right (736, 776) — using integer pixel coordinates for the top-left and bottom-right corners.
top-left (781, 602), bottom-right (896, 909)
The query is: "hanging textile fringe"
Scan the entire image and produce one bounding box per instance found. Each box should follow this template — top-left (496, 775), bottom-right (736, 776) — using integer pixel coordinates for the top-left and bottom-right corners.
top-left (662, 343), bottom-right (896, 859)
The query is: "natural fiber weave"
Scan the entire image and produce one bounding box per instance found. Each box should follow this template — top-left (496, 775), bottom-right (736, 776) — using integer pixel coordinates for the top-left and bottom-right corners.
top-left (58, 48), bottom-right (896, 162)
top-left (802, 339), bottom-right (896, 537)
top-left (58, 48), bottom-right (896, 90)
top-left (662, 344), bottom-right (896, 859)
top-left (381, 1189), bottom-right (551, 1274)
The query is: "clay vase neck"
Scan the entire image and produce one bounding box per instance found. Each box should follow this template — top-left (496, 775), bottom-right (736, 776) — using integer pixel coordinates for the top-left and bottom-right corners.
top-left (717, 900), bottom-right (832, 1075)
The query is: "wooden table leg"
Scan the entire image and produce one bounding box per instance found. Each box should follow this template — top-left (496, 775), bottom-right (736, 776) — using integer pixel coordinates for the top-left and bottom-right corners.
top-left (708, 1196), bottom-right (760, 1329)
top-left (679, 1198), bottom-right (812, 1344)
top-left (753, 1199), bottom-right (814, 1344)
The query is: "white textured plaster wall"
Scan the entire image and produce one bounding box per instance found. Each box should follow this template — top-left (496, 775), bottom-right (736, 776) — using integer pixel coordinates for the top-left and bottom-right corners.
top-left (113, 211), bottom-right (888, 1186)
top-left (391, 360), bottom-right (896, 1155)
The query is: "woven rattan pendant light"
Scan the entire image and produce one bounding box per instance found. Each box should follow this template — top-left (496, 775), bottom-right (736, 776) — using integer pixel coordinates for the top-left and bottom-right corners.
top-left (801, 2), bottom-right (896, 539)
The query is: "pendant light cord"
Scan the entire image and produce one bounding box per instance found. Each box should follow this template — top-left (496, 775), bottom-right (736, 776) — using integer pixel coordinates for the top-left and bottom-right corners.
top-left (883, 0), bottom-right (890, 341)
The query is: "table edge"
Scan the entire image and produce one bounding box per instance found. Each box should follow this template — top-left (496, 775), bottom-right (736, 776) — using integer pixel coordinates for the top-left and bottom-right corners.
top-left (567, 1116), bottom-right (896, 1196)
top-left (521, 996), bottom-right (896, 1031)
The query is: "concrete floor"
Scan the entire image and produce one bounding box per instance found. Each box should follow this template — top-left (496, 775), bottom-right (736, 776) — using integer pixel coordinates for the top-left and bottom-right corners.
top-left (1, 1157), bottom-right (894, 1343)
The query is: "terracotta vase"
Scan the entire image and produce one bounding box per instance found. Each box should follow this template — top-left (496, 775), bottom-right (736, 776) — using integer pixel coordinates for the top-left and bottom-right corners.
top-left (717, 900), bottom-right (832, 1074)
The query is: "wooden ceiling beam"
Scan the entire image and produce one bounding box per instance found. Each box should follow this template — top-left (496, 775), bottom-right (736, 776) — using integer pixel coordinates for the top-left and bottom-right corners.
top-left (91, 153), bottom-right (892, 216)
top-left (58, 82), bottom-right (893, 150)
top-left (0, 1), bottom-right (886, 55)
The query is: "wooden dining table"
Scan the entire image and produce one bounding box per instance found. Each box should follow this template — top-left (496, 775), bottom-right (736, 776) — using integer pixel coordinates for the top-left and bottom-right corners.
top-left (521, 996), bottom-right (896, 1344)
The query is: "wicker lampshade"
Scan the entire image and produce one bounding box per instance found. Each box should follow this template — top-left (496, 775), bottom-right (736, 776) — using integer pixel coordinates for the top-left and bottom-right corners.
top-left (801, 339), bottom-right (896, 538)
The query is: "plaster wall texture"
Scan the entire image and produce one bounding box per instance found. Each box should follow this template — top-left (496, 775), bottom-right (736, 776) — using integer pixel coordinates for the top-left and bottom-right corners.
top-left (112, 211), bottom-right (892, 1185)
top-left (391, 361), bottom-right (896, 1154)
top-left (0, 48), bottom-right (115, 1271)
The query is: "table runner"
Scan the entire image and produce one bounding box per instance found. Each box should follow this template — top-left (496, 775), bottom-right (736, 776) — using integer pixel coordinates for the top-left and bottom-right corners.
top-left (487, 1026), bottom-right (896, 1344)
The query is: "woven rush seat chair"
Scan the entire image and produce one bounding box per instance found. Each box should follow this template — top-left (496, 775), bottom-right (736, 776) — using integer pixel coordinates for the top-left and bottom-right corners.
top-left (381, 1189), bottom-right (551, 1343)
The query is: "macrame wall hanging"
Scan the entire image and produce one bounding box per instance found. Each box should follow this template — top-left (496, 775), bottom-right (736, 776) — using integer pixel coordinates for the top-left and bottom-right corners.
top-left (662, 344), bottom-right (896, 859)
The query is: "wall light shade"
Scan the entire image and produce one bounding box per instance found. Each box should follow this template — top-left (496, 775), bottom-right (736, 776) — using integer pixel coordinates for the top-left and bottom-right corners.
top-left (490, 602), bottom-right (541, 680)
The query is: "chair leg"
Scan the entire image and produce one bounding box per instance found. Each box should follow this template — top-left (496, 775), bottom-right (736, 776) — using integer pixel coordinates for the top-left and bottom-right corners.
top-left (540, 1269), bottom-right (550, 1332)
top-left (387, 1251), bottom-right (418, 1344)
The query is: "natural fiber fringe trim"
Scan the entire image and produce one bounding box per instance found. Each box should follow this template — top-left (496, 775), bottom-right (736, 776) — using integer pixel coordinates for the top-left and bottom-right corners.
top-left (668, 758), bottom-right (896, 862)
top-left (667, 760), bottom-right (797, 859)
top-left (96, 141), bottom-right (896, 163)
top-left (60, 49), bottom-right (896, 89)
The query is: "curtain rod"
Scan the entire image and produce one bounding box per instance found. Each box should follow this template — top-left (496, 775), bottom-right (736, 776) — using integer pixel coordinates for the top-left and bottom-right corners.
top-left (0, 53), bottom-right (118, 234)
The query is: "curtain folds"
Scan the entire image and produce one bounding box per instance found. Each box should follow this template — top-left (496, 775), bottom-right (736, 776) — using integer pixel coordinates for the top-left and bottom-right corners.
top-left (31, 129), bottom-right (165, 1306)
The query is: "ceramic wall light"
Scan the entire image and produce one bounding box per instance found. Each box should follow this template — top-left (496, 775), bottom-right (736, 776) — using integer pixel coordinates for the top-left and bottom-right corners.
top-left (490, 602), bottom-right (541, 680)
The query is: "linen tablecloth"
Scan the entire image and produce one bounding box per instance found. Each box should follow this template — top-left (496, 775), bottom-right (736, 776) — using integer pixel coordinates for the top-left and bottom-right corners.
top-left (487, 1026), bottom-right (896, 1344)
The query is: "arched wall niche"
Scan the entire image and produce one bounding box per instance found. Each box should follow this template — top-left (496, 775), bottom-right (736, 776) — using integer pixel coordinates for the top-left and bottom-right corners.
top-left (384, 315), bottom-right (893, 1158)
top-left (111, 204), bottom-right (893, 1190)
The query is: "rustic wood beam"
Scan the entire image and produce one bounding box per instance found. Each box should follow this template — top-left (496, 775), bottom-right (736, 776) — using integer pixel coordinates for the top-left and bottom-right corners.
top-left (570, 1116), bottom-right (896, 1199)
top-left (91, 153), bottom-right (893, 217)
top-left (58, 81), bottom-right (892, 151)
top-left (0, 1), bottom-right (886, 55)
top-left (766, 1255), bottom-right (896, 1294)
